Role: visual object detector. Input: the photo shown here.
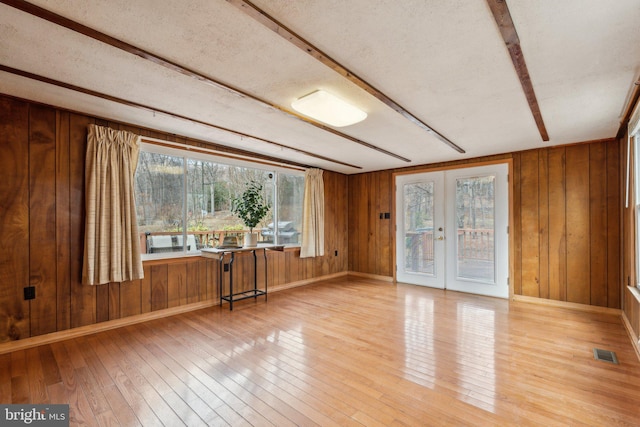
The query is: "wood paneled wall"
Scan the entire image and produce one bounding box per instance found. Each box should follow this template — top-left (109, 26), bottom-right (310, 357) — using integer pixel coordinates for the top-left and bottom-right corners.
top-left (348, 140), bottom-right (622, 309)
top-left (348, 170), bottom-right (393, 277)
top-left (513, 142), bottom-right (620, 308)
top-left (0, 94), bottom-right (348, 342)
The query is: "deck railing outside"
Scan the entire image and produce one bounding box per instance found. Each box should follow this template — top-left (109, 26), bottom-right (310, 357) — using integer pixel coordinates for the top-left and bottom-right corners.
top-left (139, 229), bottom-right (269, 254)
top-left (406, 228), bottom-right (494, 266)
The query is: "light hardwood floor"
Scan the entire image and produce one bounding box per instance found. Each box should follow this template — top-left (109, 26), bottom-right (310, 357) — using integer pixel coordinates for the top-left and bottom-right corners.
top-left (1, 276), bottom-right (639, 426)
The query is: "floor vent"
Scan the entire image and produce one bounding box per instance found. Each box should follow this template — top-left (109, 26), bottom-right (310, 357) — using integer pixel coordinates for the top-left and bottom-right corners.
top-left (593, 348), bottom-right (619, 364)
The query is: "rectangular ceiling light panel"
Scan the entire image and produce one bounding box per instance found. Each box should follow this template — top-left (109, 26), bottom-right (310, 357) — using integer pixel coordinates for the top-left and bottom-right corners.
top-left (291, 90), bottom-right (367, 127)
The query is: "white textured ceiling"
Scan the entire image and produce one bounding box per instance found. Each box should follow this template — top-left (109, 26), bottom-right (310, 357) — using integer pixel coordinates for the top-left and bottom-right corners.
top-left (1, 0), bottom-right (638, 173)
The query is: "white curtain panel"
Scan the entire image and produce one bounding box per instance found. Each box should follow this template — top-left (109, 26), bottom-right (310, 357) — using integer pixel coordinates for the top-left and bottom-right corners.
top-left (300, 168), bottom-right (325, 258)
top-left (82, 124), bottom-right (144, 285)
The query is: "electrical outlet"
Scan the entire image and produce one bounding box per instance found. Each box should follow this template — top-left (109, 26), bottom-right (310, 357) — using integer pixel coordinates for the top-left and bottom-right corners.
top-left (24, 286), bottom-right (35, 300)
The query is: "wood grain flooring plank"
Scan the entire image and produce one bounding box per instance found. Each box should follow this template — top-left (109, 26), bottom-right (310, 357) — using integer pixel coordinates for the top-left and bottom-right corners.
top-left (38, 345), bottom-right (61, 386)
top-left (48, 341), bottom-right (79, 402)
top-left (144, 321), bottom-right (289, 426)
top-left (25, 347), bottom-right (48, 403)
top-left (131, 325), bottom-right (249, 424)
top-left (101, 384), bottom-right (143, 427)
top-left (74, 366), bottom-right (111, 416)
top-left (173, 315), bottom-right (351, 426)
top-left (0, 353), bottom-right (11, 402)
top-left (86, 331), bottom-right (166, 426)
top-left (10, 376), bottom-right (29, 404)
top-left (4, 277), bottom-right (640, 426)
top-left (61, 339), bottom-right (87, 370)
top-left (93, 330), bottom-right (185, 426)
top-left (67, 383), bottom-right (101, 427)
top-left (95, 409), bottom-right (119, 427)
top-left (75, 336), bottom-right (114, 389)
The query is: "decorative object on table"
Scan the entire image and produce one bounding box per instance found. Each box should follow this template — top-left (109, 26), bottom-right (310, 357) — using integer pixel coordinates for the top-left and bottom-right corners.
top-left (231, 180), bottom-right (271, 247)
top-left (219, 235), bottom-right (241, 249)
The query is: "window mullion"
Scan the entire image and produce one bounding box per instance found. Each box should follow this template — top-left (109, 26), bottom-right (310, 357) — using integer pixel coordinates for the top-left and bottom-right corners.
top-left (182, 156), bottom-right (188, 253)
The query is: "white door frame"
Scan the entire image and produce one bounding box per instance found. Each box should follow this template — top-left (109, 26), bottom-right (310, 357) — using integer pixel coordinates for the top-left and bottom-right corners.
top-left (394, 161), bottom-right (511, 299)
top-left (395, 171), bottom-right (445, 288)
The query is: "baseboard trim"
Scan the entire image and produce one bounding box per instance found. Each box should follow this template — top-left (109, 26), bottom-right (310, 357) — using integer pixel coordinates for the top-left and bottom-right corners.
top-left (269, 271), bottom-right (349, 292)
top-left (513, 295), bottom-right (640, 360)
top-left (512, 295), bottom-right (622, 315)
top-left (622, 311), bottom-right (640, 362)
top-left (0, 300), bottom-right (218, 355)
top-left (0, 272), bottom-right (350, 355)
top-left (346, 271), bottom-right (394, 282)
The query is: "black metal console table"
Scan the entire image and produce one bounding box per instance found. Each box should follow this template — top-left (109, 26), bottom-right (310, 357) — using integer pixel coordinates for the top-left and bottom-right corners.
top-left (201, 245), bottom-right (283, 310)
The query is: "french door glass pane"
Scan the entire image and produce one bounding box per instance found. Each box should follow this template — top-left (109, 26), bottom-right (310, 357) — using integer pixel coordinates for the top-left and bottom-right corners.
top-left (404, 182), bottom-right (435, 275)
top-left (455, 175), bottom-right (495, 283)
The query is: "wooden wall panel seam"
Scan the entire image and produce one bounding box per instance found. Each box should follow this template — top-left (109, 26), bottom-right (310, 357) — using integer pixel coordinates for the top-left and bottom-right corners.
top-left (348, 141), bottom-right (621, 309)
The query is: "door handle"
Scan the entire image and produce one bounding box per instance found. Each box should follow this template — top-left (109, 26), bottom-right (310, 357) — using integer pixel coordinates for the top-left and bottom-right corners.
top-left (437, 236), bottom-right (444, 240)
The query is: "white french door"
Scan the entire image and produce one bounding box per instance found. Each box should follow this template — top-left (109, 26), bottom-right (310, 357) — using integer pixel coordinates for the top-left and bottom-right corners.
top-left (395, 163), bottom-right (509, 298)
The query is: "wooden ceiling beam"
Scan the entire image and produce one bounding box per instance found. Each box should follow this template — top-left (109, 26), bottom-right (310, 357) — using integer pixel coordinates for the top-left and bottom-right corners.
top-left (227, 0), bottom-right (466, 154)
top-left (1, 0), bottom-right (408, 163)
top-left (0, 64), bottom-right (362, 170)
top-left (487, 0), bottom-right (549, 141)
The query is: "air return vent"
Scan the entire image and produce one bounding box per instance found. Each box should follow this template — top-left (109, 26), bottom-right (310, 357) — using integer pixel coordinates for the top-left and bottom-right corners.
top-left (593, 348), bottom-right (619, 364)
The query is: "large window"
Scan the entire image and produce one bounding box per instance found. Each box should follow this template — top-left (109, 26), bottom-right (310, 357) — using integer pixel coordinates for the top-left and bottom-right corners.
top-left (631, 104), bottom-right (640, 289)
top-left (634, 134), bottom-right (640, 288)
top-left (134, 142), bottom-right (304, 257)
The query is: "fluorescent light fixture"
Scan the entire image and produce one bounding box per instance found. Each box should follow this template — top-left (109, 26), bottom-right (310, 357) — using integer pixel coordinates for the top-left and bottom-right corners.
top-left (291, 90), bottom-right (367, 127)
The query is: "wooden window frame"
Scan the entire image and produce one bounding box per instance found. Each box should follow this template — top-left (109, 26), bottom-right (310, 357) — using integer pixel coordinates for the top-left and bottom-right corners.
top-left (136, 142), bottom-right (303, 260)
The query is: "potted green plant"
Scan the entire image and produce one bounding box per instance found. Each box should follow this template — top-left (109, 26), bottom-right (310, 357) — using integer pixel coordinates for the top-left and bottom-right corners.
top-left (231, 180), bottom-right (271, 247)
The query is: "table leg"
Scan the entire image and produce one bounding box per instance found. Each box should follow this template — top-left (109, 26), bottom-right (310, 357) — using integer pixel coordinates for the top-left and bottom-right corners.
top-left (263, 248), bottom-right (268, 301)
top-left (229, 252), bottom-right (235, 310)
top-left (252, 249), bottom-right (258, 301)
top-left (218, 253), bottom-right (224, 308)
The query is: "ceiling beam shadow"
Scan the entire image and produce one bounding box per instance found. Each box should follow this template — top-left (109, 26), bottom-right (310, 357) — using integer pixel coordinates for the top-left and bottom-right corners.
top-left (227, 0), bottom-right (466, 154)
top-left (0, 64), bottom-right (362, 170)
top-left (487, 0), bottom-right (549, 141)
top-left (1, 0), bottom-right (408, 163)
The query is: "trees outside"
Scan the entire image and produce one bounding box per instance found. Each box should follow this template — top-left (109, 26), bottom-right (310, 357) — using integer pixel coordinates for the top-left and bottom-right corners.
top-left (134, 150), bottom-right (303, 249)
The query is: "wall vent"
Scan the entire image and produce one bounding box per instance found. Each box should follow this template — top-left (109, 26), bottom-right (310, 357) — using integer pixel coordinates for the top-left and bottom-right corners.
top-left (593, 348), bottom-right (619, 364)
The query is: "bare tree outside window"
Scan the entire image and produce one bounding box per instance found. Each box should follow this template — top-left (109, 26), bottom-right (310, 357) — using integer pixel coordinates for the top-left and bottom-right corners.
top-left (134, 147), bottom-right (303, 255)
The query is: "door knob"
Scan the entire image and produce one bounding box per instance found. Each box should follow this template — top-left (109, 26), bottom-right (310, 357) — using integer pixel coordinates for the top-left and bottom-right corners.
top-left (437, 236), bottom-right (444, 240)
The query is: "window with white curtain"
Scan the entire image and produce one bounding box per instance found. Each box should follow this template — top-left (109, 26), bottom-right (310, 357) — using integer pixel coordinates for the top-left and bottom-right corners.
top-left (134, 141), bottom-right (304, 258)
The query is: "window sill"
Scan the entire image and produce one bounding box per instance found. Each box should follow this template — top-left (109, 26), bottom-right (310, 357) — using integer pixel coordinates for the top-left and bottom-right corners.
top-left (142, 245), bottom-right (301, 265)
top-left (629, 286), bottom-right (640, 304)
top-left (142, 252), bottom-right (202, 265)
